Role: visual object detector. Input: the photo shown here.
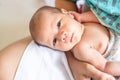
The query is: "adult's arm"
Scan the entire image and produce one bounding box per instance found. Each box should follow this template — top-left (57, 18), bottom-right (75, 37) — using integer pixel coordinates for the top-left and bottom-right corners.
top-left (55, 0), bottom-right (77, 11)
top-left (0, 36), bottom-right (32, 80)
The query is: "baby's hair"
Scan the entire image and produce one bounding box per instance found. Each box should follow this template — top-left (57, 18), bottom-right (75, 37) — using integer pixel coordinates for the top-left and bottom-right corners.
top-left (36, 6), bottom-right (61, 14)
top-left (29, 6), bottom-right (61, 45)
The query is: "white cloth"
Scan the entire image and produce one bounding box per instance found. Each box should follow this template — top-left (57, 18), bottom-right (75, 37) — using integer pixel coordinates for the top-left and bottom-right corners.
top-left (103, 29), bottom-right (120, 61)
top-left (14, 41), bottom-right (74, 80)
top-left (44, 0), bottom-right (55, 7)
top-left (76, 0), bottom-right (88, 13)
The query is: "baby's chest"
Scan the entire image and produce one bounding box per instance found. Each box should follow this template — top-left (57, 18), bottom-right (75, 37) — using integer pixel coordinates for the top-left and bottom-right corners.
top-left (83, 33), bottom-right (109, 54)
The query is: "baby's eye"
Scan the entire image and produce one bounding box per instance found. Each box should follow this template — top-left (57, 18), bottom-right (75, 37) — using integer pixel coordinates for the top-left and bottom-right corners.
top-left (53, 38), bottom-right (57, 46)
top-left (57, 21), bottom-right (61, 28)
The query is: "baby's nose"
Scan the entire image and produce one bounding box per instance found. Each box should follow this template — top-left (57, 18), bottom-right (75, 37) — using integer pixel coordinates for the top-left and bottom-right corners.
top-left (58, 31), bottom-right (67, 42)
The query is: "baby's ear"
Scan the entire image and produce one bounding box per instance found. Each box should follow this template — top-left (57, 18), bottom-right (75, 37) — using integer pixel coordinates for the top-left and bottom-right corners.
top-left (60, 9), bottom-right (74, 18)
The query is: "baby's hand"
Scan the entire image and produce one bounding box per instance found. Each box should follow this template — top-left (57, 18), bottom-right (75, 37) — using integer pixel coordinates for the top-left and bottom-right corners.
top-left (97, 73), bottom-right (115, 80)
top-left (68, 11), bottom-right (82, 23)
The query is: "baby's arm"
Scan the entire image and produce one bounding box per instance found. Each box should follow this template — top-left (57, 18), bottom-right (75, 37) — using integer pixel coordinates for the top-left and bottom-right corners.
top-left (104, 62), bottom-right (120, 76)
top-left (69, 10), bottom-right (99, 23)
top-left (73, 45), bottom-right (120, 77)
top-left (73, 46), bottom-right (107, 72)
top-left (66, 52), bottom-right (115, 80)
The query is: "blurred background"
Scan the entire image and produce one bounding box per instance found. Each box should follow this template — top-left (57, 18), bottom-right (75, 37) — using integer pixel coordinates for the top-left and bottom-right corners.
top-left (0, 0), bottom-right (49, 50)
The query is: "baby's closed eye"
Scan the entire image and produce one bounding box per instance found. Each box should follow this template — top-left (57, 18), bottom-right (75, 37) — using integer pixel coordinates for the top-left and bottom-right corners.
top-left (53, 38), bottom-right (57, 46)
top-left (57, 20), bottom-right (61, 28)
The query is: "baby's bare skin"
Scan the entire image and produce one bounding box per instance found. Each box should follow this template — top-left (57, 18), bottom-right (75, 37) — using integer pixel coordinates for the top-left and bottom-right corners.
top-left (72, 22), bottom-right (109, 70)
top-left (67, 51), bottom-right (115, 80)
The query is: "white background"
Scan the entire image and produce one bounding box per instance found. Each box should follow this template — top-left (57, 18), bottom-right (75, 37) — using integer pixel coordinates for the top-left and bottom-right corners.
top-left (0, 0), bottom-right (46, 50)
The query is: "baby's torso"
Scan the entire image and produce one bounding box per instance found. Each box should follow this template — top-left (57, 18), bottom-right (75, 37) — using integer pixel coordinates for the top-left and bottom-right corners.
top-left (81, 23), bottom-right (110, 54)
top-left (73, 23), bottom-right (120, 62)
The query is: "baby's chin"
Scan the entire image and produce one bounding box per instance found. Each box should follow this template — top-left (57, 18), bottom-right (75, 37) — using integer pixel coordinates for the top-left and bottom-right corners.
top-left (59, 47), bottom-right (74, 52)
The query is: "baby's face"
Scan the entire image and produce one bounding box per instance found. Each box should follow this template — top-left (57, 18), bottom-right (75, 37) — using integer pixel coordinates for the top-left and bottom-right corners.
top-left (36, 10), bottom-right (84, 51)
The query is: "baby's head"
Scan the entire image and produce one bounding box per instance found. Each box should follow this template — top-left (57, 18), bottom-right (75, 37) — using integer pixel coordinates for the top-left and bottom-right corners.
top-left (29, 6), bottom-right (84, 51)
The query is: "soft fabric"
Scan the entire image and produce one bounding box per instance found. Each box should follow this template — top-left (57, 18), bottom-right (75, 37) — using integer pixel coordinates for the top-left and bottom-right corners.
top-left (103, 29), bottom-right (120, 61)
top-left (85, 0), bottom-right (120, 34)
top-left (73, 0), bottom-right (120, 34)
top-left (76, 0), bottom-right (88, 13)
top-left (44, 0), bottom-right (55, 7)
top-left (14, 41), bottom-right (74, 80)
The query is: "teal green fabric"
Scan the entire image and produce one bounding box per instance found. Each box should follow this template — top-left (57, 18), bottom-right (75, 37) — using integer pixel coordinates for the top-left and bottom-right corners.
top-left (85, 0), bottom-right (120, 34)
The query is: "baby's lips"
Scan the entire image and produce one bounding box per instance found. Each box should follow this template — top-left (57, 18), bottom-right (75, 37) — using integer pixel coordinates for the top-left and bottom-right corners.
top-left (70, 33), bottom-right (74, 43)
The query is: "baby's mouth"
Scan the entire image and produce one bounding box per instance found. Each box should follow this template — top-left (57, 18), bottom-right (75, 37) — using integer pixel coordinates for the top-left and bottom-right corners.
top-left (70, 33), bottom-right (74, 42)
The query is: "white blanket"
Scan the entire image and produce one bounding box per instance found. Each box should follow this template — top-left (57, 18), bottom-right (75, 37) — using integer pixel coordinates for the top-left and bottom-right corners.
top-left (14, 41), bottom-right (74, 80)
